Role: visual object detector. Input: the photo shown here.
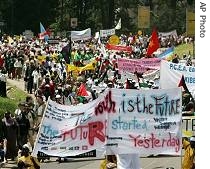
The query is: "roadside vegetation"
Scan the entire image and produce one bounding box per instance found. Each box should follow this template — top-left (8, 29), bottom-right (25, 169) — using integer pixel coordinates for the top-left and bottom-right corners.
top-left (0, 85), bottom-right (27, 119)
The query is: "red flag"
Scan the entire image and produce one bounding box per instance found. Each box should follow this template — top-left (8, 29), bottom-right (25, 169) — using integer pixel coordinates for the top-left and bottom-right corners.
top-left (125, 79), bottom-right (130, 89)
top-left (178, 75), bottom-right (188, 91)
top-left (178, 75), bottom-right (195, 104)
top-left (146, 28), bottom-right (160, 56)
top-left (77, 83), bottom-right (89, 96)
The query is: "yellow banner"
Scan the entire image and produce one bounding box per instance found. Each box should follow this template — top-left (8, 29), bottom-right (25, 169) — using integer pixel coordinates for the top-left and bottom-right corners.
top-left (138, 6), bottom-right (150, 28)
top-left (37, 54), bottom-right (58, 63)
top-left (186, 8), bottom-right (195, 36)
top-left (67, 60), bottom-right (96, 74)
top-left (37, 55), bottom-right (46, 63)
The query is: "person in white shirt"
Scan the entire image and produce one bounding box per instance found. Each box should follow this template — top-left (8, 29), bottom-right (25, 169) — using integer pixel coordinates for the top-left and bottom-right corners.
top-left (116, 153), bottom-right (141, 169)
top-left (32, 67), bottom-right (40, 92)
top-left (14, 58), bottom-right (23, 80)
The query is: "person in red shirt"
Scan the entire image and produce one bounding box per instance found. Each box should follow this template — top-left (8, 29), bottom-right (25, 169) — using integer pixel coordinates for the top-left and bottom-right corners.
top-left (0, 54), bottom-right (4, 69)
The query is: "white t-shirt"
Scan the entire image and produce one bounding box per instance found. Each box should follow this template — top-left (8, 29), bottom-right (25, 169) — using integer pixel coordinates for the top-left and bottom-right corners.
top-left (32, 70), bottom-right (40, 84)
top-left (117, 154), bottom-right (141, 169)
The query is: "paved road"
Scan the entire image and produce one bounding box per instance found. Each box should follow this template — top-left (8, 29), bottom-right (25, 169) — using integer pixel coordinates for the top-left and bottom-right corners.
top-left (3, 78), bottom-right (183, 169)
top-left (1, 155), bottom-right (182, 169)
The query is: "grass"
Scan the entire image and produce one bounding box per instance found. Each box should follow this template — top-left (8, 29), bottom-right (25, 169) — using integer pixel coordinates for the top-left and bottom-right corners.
top-left (174, 43), bottom-right (194, 59)
top-left (0, 85), bottom-right (27, 119)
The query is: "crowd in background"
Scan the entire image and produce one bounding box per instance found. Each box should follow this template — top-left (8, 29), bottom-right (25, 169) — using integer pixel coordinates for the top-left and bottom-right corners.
top-left (0, 32), bottom-right (195, 168)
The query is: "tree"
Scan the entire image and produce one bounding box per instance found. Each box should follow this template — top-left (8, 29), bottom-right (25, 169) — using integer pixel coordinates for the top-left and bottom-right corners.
top-left (1, 0), bottom-right (58, 34)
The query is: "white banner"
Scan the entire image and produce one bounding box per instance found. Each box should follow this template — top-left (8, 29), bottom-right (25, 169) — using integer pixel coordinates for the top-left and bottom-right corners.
top-left (32, 88), bottom-right (182, 157)
top-left (158, 30), bottom-right (178, 37)
top-left (115, 18), bottom-right (121, 30)
top-left (119, 71), bottom-right (138, 83)
top-left (71, 28), bottom-right (91, 41)
top-left (100, 28), bottom-right (115, 37)
top-left (160, 60), bottom-right (195, 94)
top-left (142, 70), bottom-right (160, 81)
top-left (182, 116), bottom-right (195, 138)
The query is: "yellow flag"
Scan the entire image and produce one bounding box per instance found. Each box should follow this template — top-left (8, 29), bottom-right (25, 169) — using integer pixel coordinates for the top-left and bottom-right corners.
top-left (8, 36), bottom-right (14, 45)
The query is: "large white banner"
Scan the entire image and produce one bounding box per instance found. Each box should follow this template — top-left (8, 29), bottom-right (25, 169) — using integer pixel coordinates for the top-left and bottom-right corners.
top-left (158, 30), bottom-right (178, 37)
top-left (100, 28), bottom-right (115, 37)
top-left (71, 28), bottom-right (91, 41)
top-left (160, 60), bottom-right (195, 94)
top-left (32, 88), bottom-right (182, 157)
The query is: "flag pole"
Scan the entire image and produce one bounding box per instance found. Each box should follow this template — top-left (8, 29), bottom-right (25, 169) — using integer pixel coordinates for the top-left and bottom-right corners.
top-left (31, 97), bottom-right (50, 157)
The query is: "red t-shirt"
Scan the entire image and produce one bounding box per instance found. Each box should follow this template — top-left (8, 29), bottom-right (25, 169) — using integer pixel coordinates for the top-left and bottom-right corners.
top-left (0, 56), bottom-right (4, 68)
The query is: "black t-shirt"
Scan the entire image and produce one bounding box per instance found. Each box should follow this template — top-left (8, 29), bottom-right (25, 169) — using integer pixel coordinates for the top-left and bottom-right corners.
top-left (16, 113), bottom-right (30, 135)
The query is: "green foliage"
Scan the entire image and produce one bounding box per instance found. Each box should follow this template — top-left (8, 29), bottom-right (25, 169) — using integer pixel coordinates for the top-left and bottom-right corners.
top-left (174, 43), bottom-right (194, 58)
top-left (1, 0), bottom-right (58, 34)
top-left (0, 0), bottom-right (194, 35)
top-left (0, 86), bottom-right (27, 119)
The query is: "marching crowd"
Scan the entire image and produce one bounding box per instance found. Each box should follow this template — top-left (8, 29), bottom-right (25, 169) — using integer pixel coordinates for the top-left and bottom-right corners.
top-left (0, 32), bottom-right (195, 169)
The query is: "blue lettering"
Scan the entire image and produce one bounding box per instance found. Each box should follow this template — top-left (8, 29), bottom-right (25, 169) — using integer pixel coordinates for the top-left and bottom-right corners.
top-left (189, 67), bottom-right (195, 72)
top-left (184, 77), bottom-right (195, 84)
top-left (170, 64), bottom-right (188, 72)
top-left (42, 125), bottom-right (59, 137)
top-left (169, 63), bottom-right (173, 70)
top-left (112, 116), bottom-right (148, 130)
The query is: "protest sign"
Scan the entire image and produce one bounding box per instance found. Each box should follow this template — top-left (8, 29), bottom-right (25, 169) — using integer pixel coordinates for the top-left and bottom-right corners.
top-left (117, 58), bottom-right (161, 74)
top-left (182, 116), bottom-right (195, 138)
top-left (106, 44), bottom-right (132, 53)
top-left (100, 28), bottom-right (115, 37)
top-left (160, 60), bottom-right (195, 94)
top-left (119, 71), bottom-right (139, 84)
top-left (32, 88), bottom-right (182, 157)
top-left (159, 30), bottom-right (178, 37)
top-left (71, 28), bottom-right (91, 41)
top-left (142, 69), bottom-right (160, 81)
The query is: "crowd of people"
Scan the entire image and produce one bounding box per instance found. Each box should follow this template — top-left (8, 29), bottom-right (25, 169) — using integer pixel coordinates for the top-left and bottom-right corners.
top-left (0, 31), bottom-right (195, 169)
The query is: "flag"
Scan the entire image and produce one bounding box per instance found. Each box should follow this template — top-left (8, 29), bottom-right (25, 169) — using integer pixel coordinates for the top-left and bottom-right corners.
top-left (8, 36), bottom-right (14, 46)
top-left (94, 32), bottom-right (100, 39)
top-left (178, 75), bottom-right (189, 91)
top-left (39, 22), bottom-right (50, 41)
top-left (100, 44), bottom-right (108, 58)
top-left (125, 79), bottom-right (130, 89)
top-left (158, 46), bottom-right (174, 61)
top-left (98, 36), bottom-right (101, 44)
top-left (115, 18), bottom-right (121, 30)
top-left (178, 75), bottom-right (195, 103)
top-left (146, 28), bottom-right (160, 56)
top-left (77, 83), bottom-right (89, 96)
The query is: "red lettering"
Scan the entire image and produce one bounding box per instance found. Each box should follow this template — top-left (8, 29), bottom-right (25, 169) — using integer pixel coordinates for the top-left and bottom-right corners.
top-left (129, 133), bottom-right (181, 152)
top-left (70, 128), bottom-right (78, 140)
top-left (95, 91), bottom-right (116, 116)
top-left (88, 121), bottom-right (105, 145)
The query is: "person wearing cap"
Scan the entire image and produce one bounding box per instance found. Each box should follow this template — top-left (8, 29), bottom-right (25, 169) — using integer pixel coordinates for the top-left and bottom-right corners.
top-left (182, 137), bottom-right (195, 169)
top-left (17, 144), bottom-right (40, 169)
top-left (15, 101), bottom-right (26, 117)
top-left (55, 94), bottom-right (63, 104)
